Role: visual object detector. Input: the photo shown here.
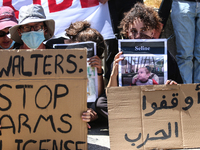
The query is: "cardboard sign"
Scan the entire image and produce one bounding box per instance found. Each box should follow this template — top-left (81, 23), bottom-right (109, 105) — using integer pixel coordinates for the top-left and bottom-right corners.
top-left (107, 84), bottom-right (200, 150)
top-left (0, 49), bottom-right (88, 150)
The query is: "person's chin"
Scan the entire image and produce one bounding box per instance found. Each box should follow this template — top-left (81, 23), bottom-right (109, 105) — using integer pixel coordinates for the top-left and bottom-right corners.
top-left (140, 78), bottom-right (147, 82)
top-left (1, 42), bottom-right (11, 48)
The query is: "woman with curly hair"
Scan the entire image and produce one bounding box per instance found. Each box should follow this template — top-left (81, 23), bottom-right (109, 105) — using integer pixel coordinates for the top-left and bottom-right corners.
top-left (119, 3), bottom-right (161, 39)
top-left (46, 21), bottom-right (107, 127)
top-left (95, 3), bottom-right (183, 120)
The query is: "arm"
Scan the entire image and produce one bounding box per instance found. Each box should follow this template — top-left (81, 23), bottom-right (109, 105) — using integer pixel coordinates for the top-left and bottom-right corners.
top-left (107, 51), bottom-right (124, 88)
top-left (88, 55), bottom-right (104, 96)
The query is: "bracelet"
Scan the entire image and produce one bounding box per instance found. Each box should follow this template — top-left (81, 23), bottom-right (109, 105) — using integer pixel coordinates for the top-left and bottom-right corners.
top-left (97, 69), bottom-right (104, 76)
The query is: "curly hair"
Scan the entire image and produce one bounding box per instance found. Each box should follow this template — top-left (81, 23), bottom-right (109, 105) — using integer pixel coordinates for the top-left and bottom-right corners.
top-left (65, 21), bottom-right (106, 58)
top-left (119, 3), bottom-right (161, 38)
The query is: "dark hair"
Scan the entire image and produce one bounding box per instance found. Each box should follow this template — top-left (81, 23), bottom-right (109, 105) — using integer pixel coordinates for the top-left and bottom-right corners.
top-left (65, 21), bottom-right (106, 58)
top-left (139, 67), bottom-right (150, 74)
top-left (145, 66), bottom-right (151, 73)
top-left (119, 3), bottom-right (161, 38)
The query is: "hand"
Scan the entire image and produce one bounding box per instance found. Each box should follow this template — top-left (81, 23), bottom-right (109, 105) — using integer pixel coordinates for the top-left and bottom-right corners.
top-left (165, 79), bottom-right (177, 85)
top-left (132, 76), bottom-right (138, 85)
top-left (82, 108), bottom-right (98, 123)
top-left (111, 51), bottom-right (124, 77)
top-left (87, 123), bottom-right (91, 129)
top-left (88, 55), bottom-right (102, 74)
top-left (99, 0), bottom-right (108, 4)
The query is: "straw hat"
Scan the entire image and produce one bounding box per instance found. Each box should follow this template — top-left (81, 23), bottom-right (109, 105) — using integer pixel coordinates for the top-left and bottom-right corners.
top-left (10, 4), bottom-right (55, 44)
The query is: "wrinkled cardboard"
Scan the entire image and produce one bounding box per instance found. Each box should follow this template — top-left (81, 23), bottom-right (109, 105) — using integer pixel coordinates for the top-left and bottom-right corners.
top-left (107, 84), bottom-right (200, 150)
top-left (0, 49), bottom-right (87, 150)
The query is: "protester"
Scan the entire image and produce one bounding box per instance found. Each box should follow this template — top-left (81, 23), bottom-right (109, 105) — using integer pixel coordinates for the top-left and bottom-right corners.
top-left (171, 0), bottom-right (200, 83)
top-left (9, 4), bottom-right (55, 49)
top-left (0, 6), bottom-right (18, 49)
top-left (46, 21), bottom-right (107, 125)
top-left (95, 3), bottom-right (183, 119)
top-left (9, 5), bottom-right (94, 127)
top-left (99, 0), bottom-right (144, 81)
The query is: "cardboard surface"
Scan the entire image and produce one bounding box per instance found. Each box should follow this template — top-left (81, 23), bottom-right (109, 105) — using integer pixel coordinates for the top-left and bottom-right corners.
top-left (107, 84), bottom-right (200, 150)
top-left (0, 49), bottom-right (87, 150)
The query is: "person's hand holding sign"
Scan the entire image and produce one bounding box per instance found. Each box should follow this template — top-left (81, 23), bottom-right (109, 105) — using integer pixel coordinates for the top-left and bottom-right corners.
top-left (82, 108), bottom-right (98, 128)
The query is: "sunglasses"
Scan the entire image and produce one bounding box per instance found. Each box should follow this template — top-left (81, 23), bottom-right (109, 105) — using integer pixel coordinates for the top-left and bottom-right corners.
top-left (0, 31), bottom-right (10, 37)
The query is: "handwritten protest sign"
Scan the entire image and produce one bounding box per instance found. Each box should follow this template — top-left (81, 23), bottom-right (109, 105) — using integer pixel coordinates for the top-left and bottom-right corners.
top-left (107, 84), bottom-right (200, 150)
top-left (0, 49), bottom-right (87, 150)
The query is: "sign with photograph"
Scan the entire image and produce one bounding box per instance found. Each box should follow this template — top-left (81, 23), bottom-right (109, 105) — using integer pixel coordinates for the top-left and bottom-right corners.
top-left (54, 42), bottom-right (98, 102)
top-left (118, 39), bottom-right (167, 86)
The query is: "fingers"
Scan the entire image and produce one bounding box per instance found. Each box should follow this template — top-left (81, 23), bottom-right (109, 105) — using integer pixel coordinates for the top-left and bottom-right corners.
top-left (88, 56), bottom-right (101, 63)
top-left (91, 110), bottom-right (97, 116)
top-left (88, 56), bottom-right (102, 69)
top-left (132, 78), bottom-right (137, 83)
top-left (114, 52), bottom-right (124, 65)
top-left (82, 112), bottom-right (91, 122)
top-left (165, 80), bottom-right (178, 85)
top-left (114, 51), bottom-right (123, 61)
top-left (88, 61), bottom-right (101, 67)
top-left (87, 123), bottom-right (91, 129)
top-left (87, 108), bottom-right (97, 117)
top-left (169, 80), bottom-right (177, 85)
top-left (82, 108), bottom-right (98, 123)
top-left (88, 55), bottom-right (100, 61)
top-left (133, 18), bottom-right (142, 28)
top-left (114, 57), bottom-right (124, 64)
top-left (110, 52), bottom-right (124, 77)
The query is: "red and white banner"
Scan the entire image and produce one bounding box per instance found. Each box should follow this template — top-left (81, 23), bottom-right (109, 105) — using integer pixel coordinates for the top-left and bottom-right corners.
top-left (0, 0), bottom-right (115, 40)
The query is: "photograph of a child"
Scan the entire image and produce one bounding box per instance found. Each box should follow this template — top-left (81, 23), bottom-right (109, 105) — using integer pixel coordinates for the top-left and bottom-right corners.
top-left (119, 55), bottom-right (167, 86)
top-left (132, 66), bottom-right (158, 86)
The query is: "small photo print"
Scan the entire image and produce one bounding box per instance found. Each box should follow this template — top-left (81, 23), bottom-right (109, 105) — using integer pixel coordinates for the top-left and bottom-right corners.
top-left (87, 63), bottom-right (97, 102)
top-left (53, 41), bottom-right (98, 102)
top-left (119, 55), bottom-right (167, 86)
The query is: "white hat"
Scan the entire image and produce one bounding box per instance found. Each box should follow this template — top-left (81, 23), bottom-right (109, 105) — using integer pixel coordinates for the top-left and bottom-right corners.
top-left (9, 4), bottom-right (55, 44)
